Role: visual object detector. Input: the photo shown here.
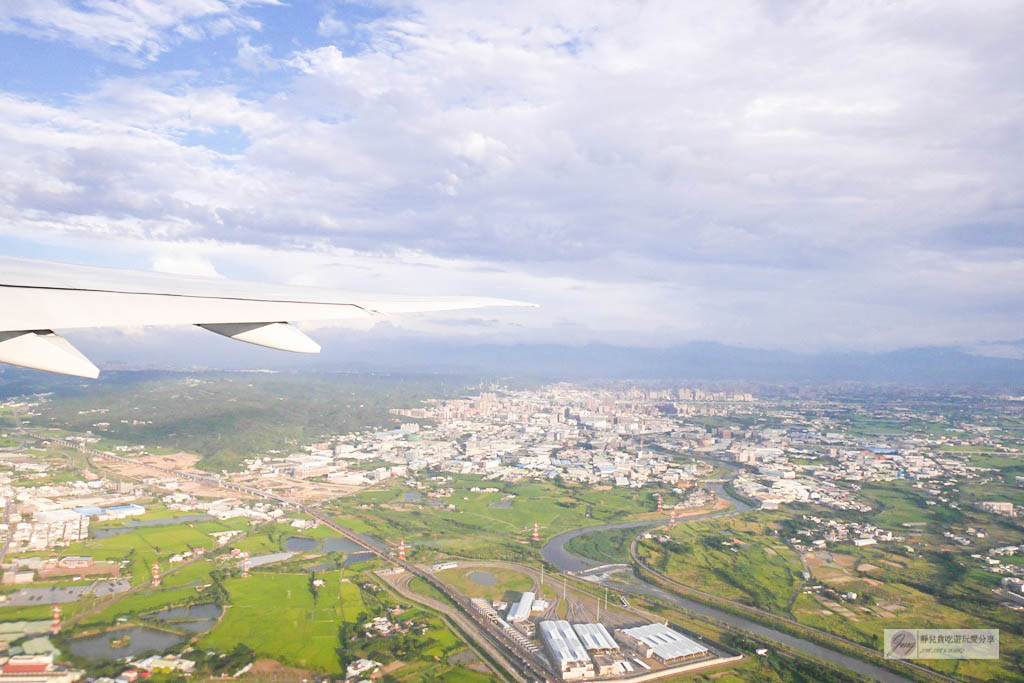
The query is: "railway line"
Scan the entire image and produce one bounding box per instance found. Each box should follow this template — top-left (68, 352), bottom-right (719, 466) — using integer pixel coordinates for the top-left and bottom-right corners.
top-left (49, 436), bottom-right (555, 682)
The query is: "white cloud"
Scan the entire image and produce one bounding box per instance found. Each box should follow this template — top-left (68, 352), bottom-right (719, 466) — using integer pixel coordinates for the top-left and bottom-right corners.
top-left (0, 0), bottom-right (277, 63)
top-left (1, 1), bottom-right (1022, 351)
top-left (151, 251), bottom-right (222, 278)
top-left (235, 35), bottom-right (277, 72)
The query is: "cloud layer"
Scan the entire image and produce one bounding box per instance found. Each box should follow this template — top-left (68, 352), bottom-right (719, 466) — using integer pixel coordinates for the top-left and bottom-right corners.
top-left (1, 1), bottom-right (1022, 351)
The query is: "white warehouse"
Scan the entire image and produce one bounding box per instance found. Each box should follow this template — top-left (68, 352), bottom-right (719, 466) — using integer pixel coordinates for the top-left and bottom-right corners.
top-left (618, 623), bottom-right (709, 664)
top-left (572, 623), bottom-right (618, 654)
top-left (507, 591), bottom-right (535, 622)
top-left (538, 620), bottom-right (594, 680)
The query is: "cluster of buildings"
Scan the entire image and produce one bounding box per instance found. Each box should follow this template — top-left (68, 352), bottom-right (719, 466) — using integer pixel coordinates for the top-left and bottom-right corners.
top-left (974, 544), bottom-right (1024, 595)
top-left (977, 500), bottom-right (1019, 517)
top-left (785, 515), bottom-right (904, 553)
top-left (361, 611), bottom-right (426, 639)
top-left (0, 469), bottom-right (143, 553)
top-left (165, 494), bottom-right (283, 522)
top-left (0, 655), bottom-right (81, 682)
top-left (506, 591), bottom-right (548, 624)
top-left (108, 654), bottom-right (196, 679)
top-left (237, 386), bottom-right (746, 495)
top-left (537, 620), bottom-right (712, 680)
top-left (1001, 577), bottom-right (1024, 608)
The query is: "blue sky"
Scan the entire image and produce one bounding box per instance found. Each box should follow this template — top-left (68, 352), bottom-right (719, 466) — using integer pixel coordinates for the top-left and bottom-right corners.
top-left (0, 1), bottom-right (1022, 355)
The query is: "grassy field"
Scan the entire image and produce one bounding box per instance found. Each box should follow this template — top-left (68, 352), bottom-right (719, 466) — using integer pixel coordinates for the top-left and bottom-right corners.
top-left (52, 517), bottom-right (251, 586)
top-left (0, 516), bottom-right (248, 622)
top-left (200, 571), bottom-right (365, 673)
top-left (564, 527), bottom-right (637, 565)
top-left (638, 514), bottom-right (805, 614)
top-left (645, 508), bottom-right (1024, 682)
top-left (323, 475), bottom-right (663, 562)
top-left (855, 481), bottom-right (962, 527)
top-left (201, 570), bottom-right (490, 679)
top-left (434, 566), bottom-right (533, 603)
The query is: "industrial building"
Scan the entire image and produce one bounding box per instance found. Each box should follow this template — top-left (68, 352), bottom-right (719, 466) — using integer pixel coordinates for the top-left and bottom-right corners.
top-left (571, 623), bottom-right (623, 676)
top-left (538, 620), bottom-right (594, 680)
top-left (618, 624), bottom-right (709, 664)
top-left (572, 623), bottom-right (618, 654)
top-left (507, 591), bottom-right (535, 622)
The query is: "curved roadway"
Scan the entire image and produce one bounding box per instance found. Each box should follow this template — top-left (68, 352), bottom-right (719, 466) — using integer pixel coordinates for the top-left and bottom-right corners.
top-left (541, 484), bottom-right (920, 683)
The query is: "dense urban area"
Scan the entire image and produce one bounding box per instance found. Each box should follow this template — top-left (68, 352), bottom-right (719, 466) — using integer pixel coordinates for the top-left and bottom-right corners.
top-left (0, 373), bottom-right (1020, 682)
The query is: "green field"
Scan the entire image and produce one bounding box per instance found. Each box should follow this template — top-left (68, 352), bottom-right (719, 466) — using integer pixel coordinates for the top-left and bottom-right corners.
top-left (638, 514), bottom-right (805, 614)
top-left (564, 527), bottom-right (637, 565)
top-left (53, 517), bottom-right (251, 586)
top-left (434, 566), bottom-right (534, 603)
top-left (324, 475), bottom-right (665, 562)
top-left (201, 571), bottom-right (490, 679)
top-left (645, 509), bottom-right (1024, 682)
top-left (201, 571), bottom-right (365, 672)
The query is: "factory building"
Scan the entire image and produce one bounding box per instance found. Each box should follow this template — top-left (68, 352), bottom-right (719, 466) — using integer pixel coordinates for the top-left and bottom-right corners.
top-left (617, 624), bottom-right (709, 664)
top-left (572, 623), bottom-right (623, 676)
top-left (538, 620), bottom-right (594, 680)
top-left (572, 623), bottom-right (618, 654)
top-left (507, 591), bottom-right (535, 622)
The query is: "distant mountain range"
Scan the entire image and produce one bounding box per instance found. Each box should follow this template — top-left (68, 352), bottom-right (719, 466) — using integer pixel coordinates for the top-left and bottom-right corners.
top-left (27, 329), bottom-right (1024, 387)
top-left (316, 338), bottom-right (1024, 385)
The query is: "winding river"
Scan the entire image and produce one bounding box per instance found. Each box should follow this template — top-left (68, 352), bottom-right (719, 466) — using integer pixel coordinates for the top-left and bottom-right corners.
top-left (541, 483), bottom-right (913, 683)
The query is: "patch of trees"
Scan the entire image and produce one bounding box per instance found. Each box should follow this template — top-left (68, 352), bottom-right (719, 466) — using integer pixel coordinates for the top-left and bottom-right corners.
top-left (193, 643), bottom-right (255, 676)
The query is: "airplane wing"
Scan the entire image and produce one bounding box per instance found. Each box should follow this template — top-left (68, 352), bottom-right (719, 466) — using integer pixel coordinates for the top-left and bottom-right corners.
top-left (0, 257), bottom-right (535, 378)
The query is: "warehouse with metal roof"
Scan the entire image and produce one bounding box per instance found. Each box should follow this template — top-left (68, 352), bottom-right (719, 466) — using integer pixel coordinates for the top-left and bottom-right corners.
top-left (572, 623), bottom-right (619, 653)
top-left (538, 620), bottom-right (594, 680)
top-left (618, 623), bottom-right (709, 664)
top-left (506, 591), bottom-right (534, 622)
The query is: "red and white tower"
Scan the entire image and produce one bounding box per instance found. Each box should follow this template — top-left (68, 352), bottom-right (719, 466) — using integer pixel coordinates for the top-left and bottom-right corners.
top-left (398, 539), bottom-right (406, 561)
top-left (656, 494), bottom-right (663, 512)
top-left (670, 508), bottom-right (677, 527)
top-left (50, 604), bottom-right (61, 634)
top-left (151, 561), bottom-right (161, 587)
top-left (532, 521), bottom-right (540, 542)
top-left (242, 550), bottom-right (250, 576)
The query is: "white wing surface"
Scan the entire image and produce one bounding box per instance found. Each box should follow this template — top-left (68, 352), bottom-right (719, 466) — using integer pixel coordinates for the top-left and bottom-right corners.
top-left (0, 257), bottom-right (534, 378)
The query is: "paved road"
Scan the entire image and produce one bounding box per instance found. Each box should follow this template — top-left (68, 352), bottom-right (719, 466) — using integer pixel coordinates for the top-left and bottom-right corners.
top-left (541, 486), bottom-right (925, 683)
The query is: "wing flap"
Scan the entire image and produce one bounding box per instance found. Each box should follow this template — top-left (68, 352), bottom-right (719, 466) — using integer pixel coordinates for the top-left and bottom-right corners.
top-left (0, 330), bottom-right (100, 378)
top-left (199, 322), bottom-right (321, 353)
